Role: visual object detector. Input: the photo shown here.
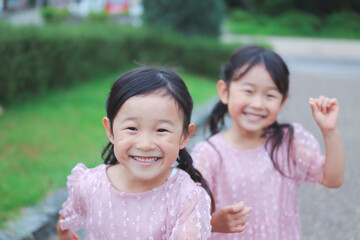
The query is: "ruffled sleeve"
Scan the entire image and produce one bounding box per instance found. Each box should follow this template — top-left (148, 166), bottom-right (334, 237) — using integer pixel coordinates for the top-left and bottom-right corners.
top-left (169, 187), bottom-right (212, 240)
top-left (59, 163), bottom-right (88, 231)
top-left (191, 140), bottom-right (221, 188)
top-left (292, 122), bottom-right (326, 185)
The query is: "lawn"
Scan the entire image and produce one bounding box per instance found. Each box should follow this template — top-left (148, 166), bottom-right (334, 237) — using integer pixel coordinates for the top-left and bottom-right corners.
top-left (0, 66), bottom-right (218, 226)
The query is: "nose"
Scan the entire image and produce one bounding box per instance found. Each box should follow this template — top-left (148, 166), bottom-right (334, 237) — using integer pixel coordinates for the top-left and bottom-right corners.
top-left (135, 133), bottom-right (156, 151)
top-left (250, 95), bottom-right (264, 109)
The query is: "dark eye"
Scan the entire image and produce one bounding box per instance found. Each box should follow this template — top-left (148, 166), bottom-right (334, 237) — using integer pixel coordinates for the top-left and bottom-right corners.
top-left (127, 127), bottom-right (137, 131)
top-left (267, 94), bottom-right (275, 98)
top-left (157, 128), bottom-right (168, 133)
top-left (244, 89), bottom-right (252, 94)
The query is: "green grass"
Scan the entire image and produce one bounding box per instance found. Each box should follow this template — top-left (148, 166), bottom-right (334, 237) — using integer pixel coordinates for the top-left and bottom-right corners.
top-left (225, 9), bottom-right (360, 40)
top-left (0, 67), bottom-right (218, 227)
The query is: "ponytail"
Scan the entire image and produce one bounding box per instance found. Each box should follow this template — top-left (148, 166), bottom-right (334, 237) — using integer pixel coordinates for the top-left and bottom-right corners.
top-left (102, 142), bottom-right (117, 165)
top-left (264, 121), bottom-right (295, 177)
top-left (208, 101), bottom-right (228, 136)
top-left (177, 148), bottom-right (215, 213)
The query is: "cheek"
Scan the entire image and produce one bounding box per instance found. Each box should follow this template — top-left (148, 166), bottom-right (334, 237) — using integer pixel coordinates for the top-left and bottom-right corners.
top-left (269, 103), bottom-right (283, 116)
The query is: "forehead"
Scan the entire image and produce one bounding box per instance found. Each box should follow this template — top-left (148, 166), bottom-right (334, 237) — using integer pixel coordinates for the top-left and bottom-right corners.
top-left (118, 93), bottom-right (183, 120)
top-left (231, 64), bottom-right (276, 87)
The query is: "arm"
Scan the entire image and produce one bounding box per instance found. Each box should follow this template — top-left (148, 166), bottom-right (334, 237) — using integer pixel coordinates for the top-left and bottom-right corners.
top-left (211, 201), bottom-right (252, 233)
top-left (192, 142), bottom-right (252, 233)
top-left (309, 96), bottom-right (345, 188)
top-left (57, 215), bottom-right (80, 240)
top-left (169, 188), bottom-right (212, 240)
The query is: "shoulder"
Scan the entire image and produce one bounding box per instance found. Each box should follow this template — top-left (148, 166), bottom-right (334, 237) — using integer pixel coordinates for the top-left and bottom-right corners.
top-left (66, 163), bottom-right (106, 188)
top-left (174, 169), bottom-right (211, 202)
top-left (191, 133), bottom-right (225, 157)
top-left (290, 122), bottom-right (320, 148)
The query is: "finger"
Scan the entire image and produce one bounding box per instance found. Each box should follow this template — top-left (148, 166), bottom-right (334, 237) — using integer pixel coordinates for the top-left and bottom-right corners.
top-left (328, 98), bottom-right (338, 108)
top-left (318, 95), bottom-right (325, 113)
top-left (231, 223), bottom-right (247, 233)
top-left (321, 97), bottom-right (331, 113)
top-left (309, 98), bottom-right (317, 112)
top-left (228, 201), bottom-right (245, 214)
top-left (234, 206), bottom-right (252, 218)
top-left (235, 215), bottom-right (250, 225)
top-left (72, 232), bottom-right (80, 240)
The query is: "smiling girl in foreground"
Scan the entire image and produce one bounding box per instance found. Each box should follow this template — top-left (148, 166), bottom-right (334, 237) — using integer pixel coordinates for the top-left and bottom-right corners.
top-left (57, 67), bottom-right (213, 240)
top-left (191, 46), bottom-right (345, 239)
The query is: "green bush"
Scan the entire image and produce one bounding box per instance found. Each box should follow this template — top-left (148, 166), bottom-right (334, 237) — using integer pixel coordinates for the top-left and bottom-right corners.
top-left (143, 0), bottom-right (225, 37)
top-left (0, 23), bottom-right (239, 105)
top-left (87, 11), bottom-right (110, 23)
top-left (40, 6), bottom-right (70, 23)
top-left (325, 10), bottom-right (360, 33)
top-left (276, 10), bottom-right (322, 35)
top-left (251, 0), bottom-right (295, 15)
top-left (229, 9), bottom-right (251, 22)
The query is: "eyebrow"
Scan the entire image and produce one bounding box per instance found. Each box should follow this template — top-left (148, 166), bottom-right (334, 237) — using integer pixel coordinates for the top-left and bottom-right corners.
top-left (122, 117), bottom-right (175, 126)
top-left (241, 82), bottom-right (279, 91)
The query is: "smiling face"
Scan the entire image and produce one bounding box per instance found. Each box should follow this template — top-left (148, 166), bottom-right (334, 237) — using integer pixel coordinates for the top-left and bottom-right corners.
top-left (218, 64), bottom-right (286, 139)
top-left (103, 92), bottom-right (193, 192)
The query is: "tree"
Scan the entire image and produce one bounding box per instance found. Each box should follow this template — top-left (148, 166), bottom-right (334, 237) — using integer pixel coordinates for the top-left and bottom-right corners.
top-left (143, 0), bottom-right (225, 37)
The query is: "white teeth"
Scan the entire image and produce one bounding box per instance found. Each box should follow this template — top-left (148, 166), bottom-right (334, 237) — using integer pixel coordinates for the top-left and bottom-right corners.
top-left (244, 112), bottom-right (265, 121)
top-left (133, 156), bottom-right (158, 163)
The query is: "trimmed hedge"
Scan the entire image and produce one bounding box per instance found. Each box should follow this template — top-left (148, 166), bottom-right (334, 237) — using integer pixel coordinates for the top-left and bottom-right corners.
top-left (0, 23), bottom-right (239, 105)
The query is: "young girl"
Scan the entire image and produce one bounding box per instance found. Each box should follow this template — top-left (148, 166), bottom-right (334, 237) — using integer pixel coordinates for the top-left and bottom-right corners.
top-left (191, 46), bottom-right (345, 240)
top-left (57, 67), bottom-right (213, 240)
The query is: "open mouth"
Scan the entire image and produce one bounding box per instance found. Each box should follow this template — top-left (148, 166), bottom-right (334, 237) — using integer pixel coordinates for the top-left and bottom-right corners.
top-left (132, 156), bottom-right (160, 163)
top-left (243, 111), bottom-right (266, 121)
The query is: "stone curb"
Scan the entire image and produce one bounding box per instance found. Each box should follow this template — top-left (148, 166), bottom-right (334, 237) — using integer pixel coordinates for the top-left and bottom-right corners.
top-left (0, 99), bottom-right (218, 240)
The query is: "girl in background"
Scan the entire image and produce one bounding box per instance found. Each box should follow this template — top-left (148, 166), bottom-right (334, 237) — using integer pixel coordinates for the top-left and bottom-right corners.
top-left (191, 46), bottom-right (345, 240)
top-left (57, 67), bottom-right (213, 240)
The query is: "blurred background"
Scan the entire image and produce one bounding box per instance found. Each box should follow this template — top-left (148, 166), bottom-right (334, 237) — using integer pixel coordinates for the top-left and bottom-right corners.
top-left (0, 0), bottom-right (359, 239)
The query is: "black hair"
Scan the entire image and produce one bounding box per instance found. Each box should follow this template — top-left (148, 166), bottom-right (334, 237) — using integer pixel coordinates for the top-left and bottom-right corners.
top-left (102, 66), bottom-right (215, 211)
top-left (207, 45), bottom-right (295, 177)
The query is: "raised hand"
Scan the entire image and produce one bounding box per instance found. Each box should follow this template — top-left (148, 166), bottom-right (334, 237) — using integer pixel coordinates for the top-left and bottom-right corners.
top-left (309, 96), bottom-right (339, 132)
top-left (211, 201), bottom-right (252, 233)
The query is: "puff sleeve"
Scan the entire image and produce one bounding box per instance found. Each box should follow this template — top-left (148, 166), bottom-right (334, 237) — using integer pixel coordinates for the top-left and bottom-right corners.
top-left (292, 122), bottom-right (326, 185)
top-left (59, 163), bottom-right (88, 231)
top-left (169, 187), bottom-right (212, 240)
top-left (191, 141), bottom-right (221, 189)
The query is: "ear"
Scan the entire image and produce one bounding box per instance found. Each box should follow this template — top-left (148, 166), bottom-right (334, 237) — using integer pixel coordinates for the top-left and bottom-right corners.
top-left (281, 94), bottom-right (288, 106)
top-left (217, 80), bottom-right (229, 105)
top-left (179, 123), bottom-right (195, 149)
top-left (102, 117), bottom-right (114, 143)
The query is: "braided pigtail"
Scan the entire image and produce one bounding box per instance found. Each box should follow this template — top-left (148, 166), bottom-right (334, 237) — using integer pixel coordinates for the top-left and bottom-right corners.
top-left (177, 149), bottom-right (215, 213)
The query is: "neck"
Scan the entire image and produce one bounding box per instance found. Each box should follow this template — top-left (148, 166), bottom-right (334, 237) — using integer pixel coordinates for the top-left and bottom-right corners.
top-left (106, 164), bottom-right (172, 193)
top-left (223, 125), bottom-right (265, 150)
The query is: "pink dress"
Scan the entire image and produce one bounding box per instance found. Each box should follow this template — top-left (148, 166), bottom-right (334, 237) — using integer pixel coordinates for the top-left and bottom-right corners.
top-left (59, 163), bottom-right (212, 240)
top-left (191, 123), bottom-right (325, 240)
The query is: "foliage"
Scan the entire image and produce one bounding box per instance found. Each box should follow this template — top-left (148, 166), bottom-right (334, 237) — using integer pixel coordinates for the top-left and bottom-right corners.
top-left (251, 0), bottom-right (295, 15)
top-left (0, 23), bottom-right (239, 106)
top-left (323, 10), bottom-right (360, 37)
top-left (87, 11), bottom-right (110, 23)
top-left (142, 0), bottom-right (225, 36)
top-left (40, 6), bottom-right (70, 23)
top-left (294, 0), bottom-right (360, 16)
top-left (225, 0), bottom-right (360, 16)
top-left (275, 10), bottom-right (322, 35)
top-left (226, 9), bottom-right (360, 39)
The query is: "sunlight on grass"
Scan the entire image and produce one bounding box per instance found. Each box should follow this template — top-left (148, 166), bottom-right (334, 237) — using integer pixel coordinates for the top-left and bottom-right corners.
top-left (0, 67), bottom-right (218, 226)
